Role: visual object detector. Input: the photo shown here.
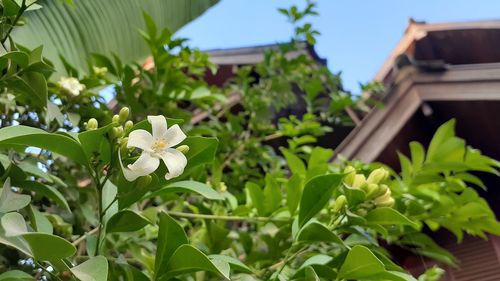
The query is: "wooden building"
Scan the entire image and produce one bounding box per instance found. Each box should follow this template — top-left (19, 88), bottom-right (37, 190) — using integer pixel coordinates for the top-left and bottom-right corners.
top-left (335, 19), bottom-right (500, 280)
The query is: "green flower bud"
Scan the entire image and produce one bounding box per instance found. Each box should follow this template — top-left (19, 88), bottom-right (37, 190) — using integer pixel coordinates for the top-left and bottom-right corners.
top-left (119, 107), bottom-right (130, 123)
top-left (136, 175), bottom-right (152, 187)
top-left (112, 114), bottom-right (120, 124)
top-left (86, 118), bottom-right (98, 130)
top-left (365, 183), bottom-right (380, 199)
top-left (373, 184), bottom-right (389, 198)
top-left (356, 208), bottom-right (368, 217)
top-left (111, 126), bottom-right (124, 139)
top-left (176, 145), bottom-right (190, 154)
top-left (367, 168), bottom-right (389, 185)
top-left (343, 166), bottom-right (356, 186)
top-left (93, 66), bottom-right (108, 77)
top-left (124, 120), bottom-right (134, 133)
top-left (332, 195), bottom-right (347, 214)
top-left (374, 188), bottom-right (395, 207)
top-left (351, 174), bottom-right (366, 189)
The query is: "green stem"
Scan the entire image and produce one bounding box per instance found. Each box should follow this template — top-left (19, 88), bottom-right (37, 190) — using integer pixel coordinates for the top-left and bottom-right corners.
top-left (166, 211), bottom-right (289, 223)
top-left (1, 0), bottom-right (27, 45)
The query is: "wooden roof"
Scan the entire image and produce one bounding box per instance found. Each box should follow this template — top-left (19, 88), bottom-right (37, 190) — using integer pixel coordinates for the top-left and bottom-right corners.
top-left (335, 19), bottom-right (500, 164)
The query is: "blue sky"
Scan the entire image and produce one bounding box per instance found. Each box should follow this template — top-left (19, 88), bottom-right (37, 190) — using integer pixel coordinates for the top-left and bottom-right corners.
top-left (177, 0), bottom-right (500, 92)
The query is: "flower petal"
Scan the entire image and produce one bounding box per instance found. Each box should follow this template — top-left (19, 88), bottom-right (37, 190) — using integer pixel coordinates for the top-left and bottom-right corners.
top-left (158, 148), bottom-right (187, 180)
top-left (120, 152), bottom-right (160, 181)
top-left (127, 129), bottom-right (153, 151)
top-left (164, 124), bottom-right (186, 148)
top-left (118, 152), bottom-right (142, 182)
top-left (148, 115), bottom-right (168, 138)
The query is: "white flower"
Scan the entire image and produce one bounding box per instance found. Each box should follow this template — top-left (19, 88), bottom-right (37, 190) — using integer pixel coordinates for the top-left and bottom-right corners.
top-left (121, 115), bottom-right (187, 181)
top-left (58, 77), bottom-right (85, 96)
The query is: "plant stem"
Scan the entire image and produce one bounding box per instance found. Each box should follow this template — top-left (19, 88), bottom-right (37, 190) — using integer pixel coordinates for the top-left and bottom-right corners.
top-left (1, 0), bottom-right (27, 45)
top-left (166, 211), bottom-right (289, 223)
top-left (71, 227), bottom-right (99, 247)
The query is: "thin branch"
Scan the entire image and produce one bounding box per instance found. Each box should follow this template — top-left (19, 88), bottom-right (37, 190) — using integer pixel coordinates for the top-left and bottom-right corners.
top-left (166, 211), bottom-right (289, 223)
top-left (71, 227), bottom-right (99, 247)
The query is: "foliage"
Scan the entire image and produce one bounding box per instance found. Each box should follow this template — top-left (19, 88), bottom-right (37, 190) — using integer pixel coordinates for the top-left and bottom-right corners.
top-left (0, 1), bottom-right (499, 281)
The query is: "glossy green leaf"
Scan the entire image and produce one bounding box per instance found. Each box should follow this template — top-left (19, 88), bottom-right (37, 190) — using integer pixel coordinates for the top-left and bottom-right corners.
top-left (106, 210), bottom-right (151, 233)
top-left (154, 212), bottom-right (188, 279)
top-left (78, 123), bottom-right (114, 163)
top-left (409, 141), bottom-right (425, 173)
top-left (0, 214), bottom-right (32, 256)
top-left (365, 207), bottom-right (419, 229)
top-left (144, 180), bottom-right (223, 201)
top-left (1, 212), bottom-right (28, 237)
top-left (21, 181), bottom-right (70, 212)
top-left (263, 174), bottom-right (281, 214)
top-left (282, 148), bottom-right (306, 175)
top-left (245, 182), bottom-right (266, 216)
top-left (27, 205), bottom-right (53, 234)
top-left (0, 126), bottom-right (87, 165)
top-left (160, 244), bottom-right (229, 280)
top-left (0, 270), bottom-right (33, 281)
top-left (426, 119), bottom-right (455, 162)
top-left (308, 147), bottom-right (333, 168)
top-left (182, 136), bottom-right (219, 174)
top-left (209, 254), bottom-right (252, 273)
top-left (70, 255), bottom-right (108, 281)
top-left (0, 178), bottom-right (31, 213)
top-left (298, 174), bottom-right (343, 227)
top-left (23, 232), bottom-right (76, 261)
top-left (296, 221), bottom-right (345, 246)
top-left (338, 245), bottom-right (385, 280)
top-left (13, 0), bottom-right (219, 73)
top-left (287, 173), bottom-right (302, 215)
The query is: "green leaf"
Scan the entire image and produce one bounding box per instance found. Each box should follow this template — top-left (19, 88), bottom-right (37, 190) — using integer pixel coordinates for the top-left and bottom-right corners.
top-left (0, 51), bottom-right (29, 68)
top-left (245, 182), bottom-right (266, 216)
top-left (282, 148), bottom-right (306, 175)
top-left (0, 126), bottom-right (87, 166)
top-left (160, 245), bottom-right (229, 280)
top-left (338, 245), bottom-right (385, 280)
top-left (0, 214), bottom-right (32, 256)
top-left (0, 270), bottom-right (33, 281)
top-left (23, 232), bottom-right (76, 261)
top-left (298, 174), bottom-right (343, 227)
top-left (21, 181), bottom-right (70, 212)
top-left (263, 174), bottom-right (281, 214)
top-left (410, 141), bottom-right (425, 173)
top-left (296, 221), bottom-right (345, 246)
top-left (2, 0), bottom-right (20, 16)
top-left (365, 207), bottom-right (419, 229)
top-left (287, 173), bottom-right (302, 215)
top-left (70, 255), bottom-right (108, 281)
top-left (13, 0), bottom-right (219, 73)
top-left (154, 211), bottom-right (188, 279)
top-left (426, 119), bottom-right (455, 162)
top-left (308, 147), bottom-right (333, 168)
top-left (106, 210), bottom-right (151, 233)
top-left (208, 255), bottom-right (252, 273)
top-left (78, 123), bottom-right (114, 164)
top-left (27, 205), bottom-right (53, 234)
top-left (0, 178), bottom-right (31, 213)
top-left (1, 212), bottom-right (28, 237)
top-left (182, 136), bottom-right (218, 175)
top-left (144, 180), bottom-right (222, 201)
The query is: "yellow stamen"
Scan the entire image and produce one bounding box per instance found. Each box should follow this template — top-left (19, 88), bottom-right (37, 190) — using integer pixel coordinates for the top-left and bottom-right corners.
top-left (152, 139), bottom-right (168, 152)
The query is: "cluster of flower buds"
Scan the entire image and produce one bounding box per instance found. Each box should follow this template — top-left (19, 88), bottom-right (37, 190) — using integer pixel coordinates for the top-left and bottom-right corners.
top-left (339, 166), bottom-right (395, 216)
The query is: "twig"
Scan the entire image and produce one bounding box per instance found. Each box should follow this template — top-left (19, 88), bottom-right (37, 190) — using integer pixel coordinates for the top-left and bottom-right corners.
top-left (71, 227), bottom-right (99, 247)
top-left (166, 211), bottom-right (289, 223)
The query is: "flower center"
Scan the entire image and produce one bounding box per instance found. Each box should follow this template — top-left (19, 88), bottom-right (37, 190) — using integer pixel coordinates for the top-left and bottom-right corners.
top-left (152, 138), bottom-right (168, 153)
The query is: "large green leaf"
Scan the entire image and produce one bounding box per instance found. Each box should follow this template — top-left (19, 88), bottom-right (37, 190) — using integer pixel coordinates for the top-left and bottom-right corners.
top-left (0, 270), bottom-right (33, 281)
top-left (338, 245), bottom-right (385, 280)
top-left (365, 208), bottom-right (419, 230)
top-left (298, 174), bottom-right (343, 227)
top-left (154, 211), bottom-right (188, 279)
top-left (70, 255), bottom-right (108, 281)
top-left (106, 210), bottom-right (151, 233)
top-left (0, 126), bottom-right (87, 166)
top-left (13, 0), bottom-right (219, 73)
top-left (159, 244), bottom-right (229, 280)
top-left (296, 221), bottom-right (345, 246)
top-left (143, 180), bottom-right (223, 201)
top-left (23, 232), bottom-right (76, 261)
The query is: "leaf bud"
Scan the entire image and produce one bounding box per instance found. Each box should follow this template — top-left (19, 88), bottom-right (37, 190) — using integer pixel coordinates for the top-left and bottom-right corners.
top-left (119, 107), bottom-right (130, 123)
top-left (86, 118), bottom-right (98, 130)
top-left (367, 168), bottom-right (389, 185)
top-left (176, 145), bottom-right (190, 154)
